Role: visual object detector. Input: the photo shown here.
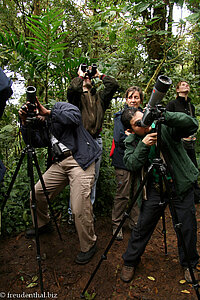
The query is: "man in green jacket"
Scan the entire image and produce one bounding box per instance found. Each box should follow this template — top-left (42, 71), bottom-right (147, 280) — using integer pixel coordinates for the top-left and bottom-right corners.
top-left (120, 107), bottom-right (199, 284)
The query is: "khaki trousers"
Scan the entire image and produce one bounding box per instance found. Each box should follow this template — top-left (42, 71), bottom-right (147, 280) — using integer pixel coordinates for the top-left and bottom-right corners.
top-left (30, 156), bottom-right (97, 252)
top-left (112, 168), bottom-right (139, 229)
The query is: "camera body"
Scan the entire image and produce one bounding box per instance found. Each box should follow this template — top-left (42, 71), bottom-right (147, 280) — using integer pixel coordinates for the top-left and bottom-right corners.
top-left (80, 63), bottom-right (97, 79)
top-left (51, 143), bottom-right (65, 162)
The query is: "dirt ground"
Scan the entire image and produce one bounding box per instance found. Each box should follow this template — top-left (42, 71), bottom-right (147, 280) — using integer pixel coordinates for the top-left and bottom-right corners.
top-left (1, 205), bottom-right (200, 300)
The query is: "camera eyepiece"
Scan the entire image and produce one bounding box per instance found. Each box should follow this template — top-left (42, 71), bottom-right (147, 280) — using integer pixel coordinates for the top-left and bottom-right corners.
top-left (135, 120), bottom-right (142, 127)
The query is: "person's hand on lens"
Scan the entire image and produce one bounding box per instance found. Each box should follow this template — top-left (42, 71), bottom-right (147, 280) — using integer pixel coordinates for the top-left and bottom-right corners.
top-left (142, 132), bottom-right (157, 146)
top-left (35, 98), bottom-right (50, 116)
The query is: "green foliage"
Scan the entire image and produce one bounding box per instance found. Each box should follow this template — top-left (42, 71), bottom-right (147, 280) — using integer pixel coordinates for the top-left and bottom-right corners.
top-left (25, 8), bottom-right (70, 101)
top-left (83, 291), bottom-right (96, 300)
top-left (94, 127), bottom-right (116, 217)
top-left (0, 7), bottom-right (90, 102)
top-left (1, 159), bottom-right (32, 235)
top-left (0, 0), bottom-right (200, 235)
top-left (0, 147), bottom-right (49, 235)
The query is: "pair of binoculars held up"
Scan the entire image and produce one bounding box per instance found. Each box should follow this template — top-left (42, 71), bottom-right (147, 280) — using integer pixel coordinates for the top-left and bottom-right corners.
top-left (80, 63), bottom-right (97, 79)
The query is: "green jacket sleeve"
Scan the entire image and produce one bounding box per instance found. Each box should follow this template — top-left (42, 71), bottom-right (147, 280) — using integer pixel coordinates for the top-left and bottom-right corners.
top-left (163, 111), bottom-right (198, 139)
top-left (123, 111), bottom-right (199, 172)
top-left (123, 134), bottom-right (151, 172)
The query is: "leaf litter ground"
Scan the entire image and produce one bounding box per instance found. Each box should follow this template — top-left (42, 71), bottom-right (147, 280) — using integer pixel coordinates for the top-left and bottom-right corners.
top-left (1, 205), bottom-right (200, 299)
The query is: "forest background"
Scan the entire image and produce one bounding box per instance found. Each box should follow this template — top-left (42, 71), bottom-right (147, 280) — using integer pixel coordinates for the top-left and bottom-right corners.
top-left (0, 0), bottom-right (199, 235)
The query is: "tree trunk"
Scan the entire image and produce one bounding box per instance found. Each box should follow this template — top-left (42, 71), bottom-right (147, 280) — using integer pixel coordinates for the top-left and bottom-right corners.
top-left (33, 0), bottom-right (41, 15)
top-left (167, 2), bottom-right (174, 38)
top-left (146, 5), bottom-right (167, 61)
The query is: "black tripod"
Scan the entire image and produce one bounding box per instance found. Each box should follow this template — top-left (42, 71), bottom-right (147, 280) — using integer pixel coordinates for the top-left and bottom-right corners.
top-left (0, 117), bottom-right (62, 296)
top-left (81, 115), bottom-right (200, 299)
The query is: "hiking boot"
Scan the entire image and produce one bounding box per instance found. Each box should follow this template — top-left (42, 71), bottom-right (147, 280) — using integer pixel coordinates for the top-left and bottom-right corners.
top-left (75, 242), bottom-right (97, 265)
top-left (68, 214), bottom-right (74, 225)
top-left (25, 222), bottom-right (54, 238)
top-left (113, 228), bottom-right (123, 241)
top-left (184, 268), bottom-right (199, 283)
top-left (120, 265), bottom-right (135, 283)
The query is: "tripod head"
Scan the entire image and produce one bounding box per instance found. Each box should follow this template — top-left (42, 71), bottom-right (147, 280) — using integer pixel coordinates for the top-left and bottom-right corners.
top-left (148, 105), bottom-right (166, 159)
top-left (146, 104), bottom-right (166, 130)
top-left (26, 116), bottom-right (38, 124)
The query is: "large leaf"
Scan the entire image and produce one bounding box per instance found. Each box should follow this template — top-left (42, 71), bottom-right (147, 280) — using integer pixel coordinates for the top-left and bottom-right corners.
top-left (135, 2), bottom-right (151, 14)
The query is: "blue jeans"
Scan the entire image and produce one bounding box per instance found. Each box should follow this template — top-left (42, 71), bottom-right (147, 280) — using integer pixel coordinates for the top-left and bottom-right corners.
top-left (68, 136), bottom-right (103, 215)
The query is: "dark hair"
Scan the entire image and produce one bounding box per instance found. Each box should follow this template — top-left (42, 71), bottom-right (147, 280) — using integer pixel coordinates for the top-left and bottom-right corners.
top-left (125, 86), bottom-right (144, 104)
top-left (121, 107), bottom-right (138, 130)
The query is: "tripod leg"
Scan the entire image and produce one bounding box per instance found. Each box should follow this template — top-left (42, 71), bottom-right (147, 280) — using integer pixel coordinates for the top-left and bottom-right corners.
top-left (1, 149), bottom-right (26, 212)
top-left (27, 148), bottom-right (44, 296)
top-left (81, 164), bottom-right (154, 298)
top-left (0, 149), bottom-right (26, 234)
top-left (158, 177), bottom-right (167, 256)
top-left (161, 210), bottom-right (167, 255)
top-left (32, 151), bottom-right (62, 241)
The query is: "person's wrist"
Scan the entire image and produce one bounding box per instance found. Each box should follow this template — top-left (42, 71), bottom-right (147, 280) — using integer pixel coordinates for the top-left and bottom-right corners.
top-left (99, 74), bottom-right (105, 80)
top-left (39, 107), bottom-right (51, 116)
top-left (46, 109), bottom-right (51, 115)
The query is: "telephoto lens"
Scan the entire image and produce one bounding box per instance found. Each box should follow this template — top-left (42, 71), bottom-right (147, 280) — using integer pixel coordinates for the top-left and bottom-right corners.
top-left (138, 75), bottom-right (172, 127)
top-left (26, 86), bottom-right (37, 104)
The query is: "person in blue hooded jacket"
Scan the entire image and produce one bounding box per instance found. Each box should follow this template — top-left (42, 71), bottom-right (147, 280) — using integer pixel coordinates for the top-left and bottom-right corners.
top-left (19, 99), bottom-right (102, 265)
top-left (111, 86), bottom-right (143, 240)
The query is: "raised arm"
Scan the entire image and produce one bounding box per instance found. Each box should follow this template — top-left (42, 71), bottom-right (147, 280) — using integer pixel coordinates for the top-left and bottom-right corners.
top-left (99, 76), bottom-right (119, 111)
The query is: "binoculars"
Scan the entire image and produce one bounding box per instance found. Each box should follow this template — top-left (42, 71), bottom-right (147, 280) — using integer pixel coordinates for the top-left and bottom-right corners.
top-left (80, 63), bottom-right (97, 79)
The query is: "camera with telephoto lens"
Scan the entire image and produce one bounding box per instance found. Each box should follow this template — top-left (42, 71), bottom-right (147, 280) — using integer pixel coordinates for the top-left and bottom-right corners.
top-left (80, 63), bottom-right (97, 79)
top-left (136, 75), bottom-right (172, 127)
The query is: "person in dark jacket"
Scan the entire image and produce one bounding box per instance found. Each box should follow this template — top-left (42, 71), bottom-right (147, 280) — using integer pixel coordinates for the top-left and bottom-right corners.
top-left (67, 64), bottom-right (119, 224)
top-left (166, 80), bottom-right (200, 203)
top-left (111, 86), bottom-right (143, 240)
top-left (119, 107), bottom-right (199, 284)
top-left (0, 67), bottom-right (13, 118)
top-left (0, 67), bottom-right (13, 185)
top-left (19, 100), bottom-right (102, 265)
